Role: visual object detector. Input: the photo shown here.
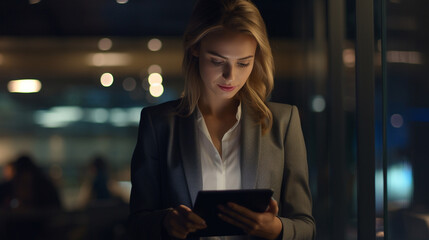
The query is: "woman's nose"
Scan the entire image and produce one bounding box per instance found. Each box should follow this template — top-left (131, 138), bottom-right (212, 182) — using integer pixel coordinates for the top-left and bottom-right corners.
top-left (222, 64), bottom-right (234, 81)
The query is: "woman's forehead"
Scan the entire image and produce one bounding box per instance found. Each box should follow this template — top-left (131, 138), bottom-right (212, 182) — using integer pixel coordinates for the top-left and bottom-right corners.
top-left (200, 30), bottom-right (257, 58)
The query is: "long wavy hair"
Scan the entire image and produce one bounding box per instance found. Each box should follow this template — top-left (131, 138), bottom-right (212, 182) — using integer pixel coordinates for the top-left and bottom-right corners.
top-left (178, 0), bottom-right (274, 133)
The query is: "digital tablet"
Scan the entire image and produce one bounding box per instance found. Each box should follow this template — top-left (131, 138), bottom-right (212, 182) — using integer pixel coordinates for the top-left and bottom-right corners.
top-left (190, 189), bottom-right (274, 237)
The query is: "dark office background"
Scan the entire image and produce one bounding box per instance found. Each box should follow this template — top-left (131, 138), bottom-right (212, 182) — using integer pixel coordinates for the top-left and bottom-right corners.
top-left (0, 0), bottom-right (428, 239)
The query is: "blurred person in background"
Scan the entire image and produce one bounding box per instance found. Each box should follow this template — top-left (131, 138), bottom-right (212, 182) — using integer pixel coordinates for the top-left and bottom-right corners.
top-left (77, 156), bottom-right (112, 207)
top-left (1, 161), bottom-right (15, 181)
top-left (0, 154), bottom-right (61, 210)
top-left (77, 155), bottom-right (125, 209)
top-left (0, 154), bottom-right (62, 240)
top-left (75, 155), bottom-right (129, 240)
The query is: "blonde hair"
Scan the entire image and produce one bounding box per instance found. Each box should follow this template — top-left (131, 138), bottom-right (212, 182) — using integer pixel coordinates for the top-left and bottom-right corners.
top-left (179, 0), bottom-right (274, 132)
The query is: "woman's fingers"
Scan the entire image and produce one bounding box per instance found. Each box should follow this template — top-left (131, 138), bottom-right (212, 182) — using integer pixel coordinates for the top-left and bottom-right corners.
top-left (170, 228), bottom-right (188, 239)
top-left (176, 205), bottom-right (207, 229)
top-left (218, 211), bottom-right (250, 231)
top-left (217, 201), bottom-right (282, 239)
top-left (266, 198), bottom-right (279, 215)
top-left (163, 209), bottom-right (184, 237)
top-left (163, 205), bottom-right (207, 238)
top-left (218, 203), bottom-right (258, 227)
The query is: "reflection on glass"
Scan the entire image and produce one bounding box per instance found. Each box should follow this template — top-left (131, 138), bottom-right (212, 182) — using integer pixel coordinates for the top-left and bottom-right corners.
top-left (384, 0), bottom-right (429, 239)
top-left (386, 51), bottom-right (423, 65)
top-left (376, 162), bottom-right (414, 212)
top-left (390, 114), bottom-right (404, 128)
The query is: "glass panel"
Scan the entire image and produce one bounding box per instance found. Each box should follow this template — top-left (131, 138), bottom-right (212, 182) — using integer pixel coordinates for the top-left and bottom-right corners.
top-left (374, 0), bottom-right (386, 239)
top-left (384, 0), bottom-right (429, 239)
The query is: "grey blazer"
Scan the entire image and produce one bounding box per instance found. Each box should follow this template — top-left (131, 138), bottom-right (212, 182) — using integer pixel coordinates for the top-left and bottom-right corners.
top-left (129, 99), bottom-right (315, 240)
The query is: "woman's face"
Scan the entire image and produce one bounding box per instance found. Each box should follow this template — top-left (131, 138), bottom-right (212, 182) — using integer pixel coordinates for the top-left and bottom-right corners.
top-left (195, 30), bottom-right (257, 103)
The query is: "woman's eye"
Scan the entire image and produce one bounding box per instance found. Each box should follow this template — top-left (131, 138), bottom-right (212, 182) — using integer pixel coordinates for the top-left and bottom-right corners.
top-left (211, 59), bottom-right (224, 66)
top-left (237, 62), bottom-right (250, 68)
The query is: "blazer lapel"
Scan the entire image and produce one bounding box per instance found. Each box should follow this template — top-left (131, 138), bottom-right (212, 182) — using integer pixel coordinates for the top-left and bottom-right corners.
top-left (240, 103), bottom-right (261, 189)
top-left (178, 112), bottom-right (202, 206)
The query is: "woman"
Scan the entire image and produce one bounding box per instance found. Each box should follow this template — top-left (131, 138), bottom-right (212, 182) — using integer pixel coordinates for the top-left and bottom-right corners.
top-left (129, 0), bottom-right (315, 239)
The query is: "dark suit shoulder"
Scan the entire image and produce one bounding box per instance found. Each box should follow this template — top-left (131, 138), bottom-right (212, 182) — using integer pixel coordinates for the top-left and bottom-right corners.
top-left (142, 99), bottom-right (181, 115)
top-left (267, 102), bottom-right (297, 123)
top-left (141, 99), bottom-right (181, 123)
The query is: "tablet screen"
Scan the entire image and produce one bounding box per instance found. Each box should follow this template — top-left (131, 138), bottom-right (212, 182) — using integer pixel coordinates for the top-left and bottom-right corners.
top-left (191, 189), bottom-right (273, 237)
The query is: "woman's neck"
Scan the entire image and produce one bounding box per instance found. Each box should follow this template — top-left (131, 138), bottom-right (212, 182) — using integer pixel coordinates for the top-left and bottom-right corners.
top-left (198, 97), bottom-right (239, 118)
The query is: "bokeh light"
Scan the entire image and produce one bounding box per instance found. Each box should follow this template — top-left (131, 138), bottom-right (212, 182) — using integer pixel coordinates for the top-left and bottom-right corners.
top-left (390, 114), bottom-right (404, 128)
top-left (8, 79), bottom-right (42, 93)
top-left (89, 53), bottom-right (131, 67)
top-left (343, 49), bottom-right (356, 68)
top-left (34, 106), bottom-right (84, 128)
top-left (123, 77), bottom-right (136, 91)
top-left (149, 84), bottom-right (164, 97)
top-left (387, 51), bottom-right (422, 64)
top-left (311, 95), bottom-right (326, 112)
top-left (89, 108), bottom-right (109, 123)
top-left (110, 108), bottom-right (128, 127)
top-left (98, 38), bottom-right (113, 51)
top-left (147, 38), bottom-right (162, 51)
top-left (148, 73), bottom-right (163, 85)
top-left (100, 73), bottom-right (114, 87)
top-left (148, 64), bottom-right (162, 74)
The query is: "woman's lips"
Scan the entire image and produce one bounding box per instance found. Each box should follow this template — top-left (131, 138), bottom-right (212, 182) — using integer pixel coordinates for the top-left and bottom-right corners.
top-left (218, 85), bottom-right (236, 92)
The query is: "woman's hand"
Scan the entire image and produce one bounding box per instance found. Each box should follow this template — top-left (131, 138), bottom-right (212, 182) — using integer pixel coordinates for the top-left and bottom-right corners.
top-left (218, 198), bottom-right (283, 240)
top-left (163, 205), bottom-right (207, 239)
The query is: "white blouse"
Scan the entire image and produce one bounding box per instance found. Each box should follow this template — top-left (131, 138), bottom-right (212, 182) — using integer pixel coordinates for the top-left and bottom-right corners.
top-left (197, 104), bottom-right (242, 191)
top-left (197, 104), bottom-right (245, 240)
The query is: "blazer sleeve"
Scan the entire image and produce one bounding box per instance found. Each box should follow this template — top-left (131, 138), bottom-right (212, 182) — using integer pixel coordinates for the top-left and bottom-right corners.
top-left (129, 108), bottom-right (170, 239)
top-left (278, 105), bottom-right (316, 240)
